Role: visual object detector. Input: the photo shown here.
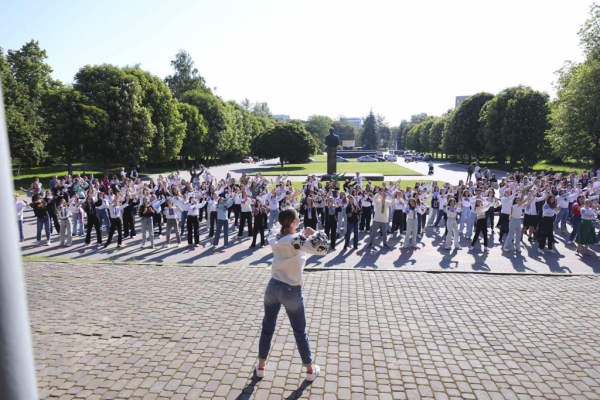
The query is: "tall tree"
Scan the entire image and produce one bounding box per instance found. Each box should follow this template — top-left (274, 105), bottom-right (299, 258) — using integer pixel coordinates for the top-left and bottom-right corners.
top-left (74, 64), bottom-right (154, 174)
top-left (443, 93), bottom-right (493, 162)
top-left (177, 102), bottom-right (208, 162)
top-left (43, 87), bottom-right (108, 175)
top-left (240, 98), bottom-right (252, 111)
top-left (124, 67), bottom-right (186, 163)
top-left (305, 115), bottom-right (333, 151)
top-left (252, 102), bottom-right (272, 119)
top-left (481, 86), bottom-right (550, 168)
top-left (164, 50), bottom-right (211, 99)
top-left (578, 3), bottom-right (600, 61)
top-left (252, 123), bottom-right (317, 167)
top-left (2, 41), bottom-right (56, 164)
top-left (548, 58), bottom-right (600, 169)
top-left (361, 110), bottom-right (378, 150)
top-left (429, 117), bottom-right (445, 159)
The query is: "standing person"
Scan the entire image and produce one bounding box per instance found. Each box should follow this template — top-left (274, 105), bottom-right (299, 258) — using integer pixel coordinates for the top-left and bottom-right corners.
top-left (31, 194), bottom-right (51, 246)
top-left (323, 197), bottom-right (341, 251)
top-left (122, 194), bottom-right (140, 239)
top-left (251, 199), bottom-right (269, 248)
top-left (444, 198), bottom-right (462, 250)
top-left (391, 192), bottom-right (405, 235)
top-left (163, 199), bottom-right (183, 248)
top-left (44, 190), bottom-right (61, 235)
top-left (267, 189), bottom-right (285, 232)
top-left (185, 196), bottom-right (206, 247)
top-left (368, 191), bottom-right (393, 249)
top-left (469, 199), bottom-right (496, 251)
top-left (567, 195), bottom-right (584, 245)
top-left (343, 196), bottom-right (361, 250)
top-left (82, 194), bottom-right (102, 247)
top-left (466, 164), bottom-right (474, 182)
top-left (105, 198), bottom-right (124, 249)
top-left (336, 192), bottom-right (348, 239)
top-left (213, 196), bottom-right (235, 248)
top-left (96, 192), bottom-right (111, 232)
top-left (15, 194), bottom-right (29, 244)
top-left (503, 193), bottom-right (536, 253)
top-left (359, 191), bottom-right (373, 232)
top-left (238, 192), bottom-right (254, 239)
top-left (402, 198), bottom-right (425, 249)
top-left (57, 199), bottom-right (72, 247)
top-left (538, 195), bottom-right (560, 254)
top-left (255, 208), bottom-right (328, 381)
top-left (301, 197), bottom-right (318, 230)
top-left (498, 185), bottom-right (516, 242)
top-left (575, 200), bottom-right (598, 256)
top-left (151, 195), bottom-right (164, 239)
top-left (139, 197), bottom-right (156, 249)
top-left (70, 197), bottom-right (85, 237)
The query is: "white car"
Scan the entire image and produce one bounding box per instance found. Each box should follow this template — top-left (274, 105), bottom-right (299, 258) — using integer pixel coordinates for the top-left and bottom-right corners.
top-left (358, 156), bottom-right (378, 162)
top-left (385, 154), bottom-right (397, 162)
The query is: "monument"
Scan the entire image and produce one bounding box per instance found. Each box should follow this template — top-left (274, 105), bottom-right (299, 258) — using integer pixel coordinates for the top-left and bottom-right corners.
top-left (324, 127), bottom-right (340, 176)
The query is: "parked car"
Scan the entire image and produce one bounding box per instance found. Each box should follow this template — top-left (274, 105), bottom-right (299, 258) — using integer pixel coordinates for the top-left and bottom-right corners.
top-left (241, 156), bottom-right (253, 163)
top-left (288, 157), bottom-right (315, 163)
top-left (404, 154), bottom-right (414, 163)
top-left (358, 156), bottom-right (378, 162)
top-left (415, 154), bottom-right (424, 161)
top-left (385, 154), bottom-right (397, 162)
top-left (336, 156), bottom-right (350, 162)
top-left (376, 151), bottom-right (384, 157)
top-left (423, 155), bottom-right (432, 161)
top-left (376, 156), bottom-right (386, 162)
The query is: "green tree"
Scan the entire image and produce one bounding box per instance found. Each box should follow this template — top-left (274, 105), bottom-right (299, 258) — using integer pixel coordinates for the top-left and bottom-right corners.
top-left (180, 90), bottom-right (229, 160)
top-left (74, 64), bottom-right (154, 174)
top-left (304, 115), bottom-right (333, 151)
top-left (252, 123), bottom-right (317, 167)
top-left (429, 117), bottom-right (445, 159)
top-left (333, 120), bottom-right (356, 145)
top-left (124, 67), bottom-right (186, 163)
top-left (548, 59), bottom-right (600, 169)
top-left (164, 50), bottom-right (211, 99)
top-left (2, 41), bottom-right (56, 165)
top-left (443, 92), bottom-right (493, 162)
top-left (410, 113), bottom-right (428, 124)
top-left (361, 110), bottom-right (378, 150)
top-left (240, 98), bottom-right (252, 111)
top-left (481, 86), bottom-right (550, 168)
top-left (177, 102), bottom-right (208, 162)
top-left (43, 87), bottom-right (108, 175)
top-left (252, 102), bottom-right (272, 119)
top-left (578, 3), bottom-right (600, 61)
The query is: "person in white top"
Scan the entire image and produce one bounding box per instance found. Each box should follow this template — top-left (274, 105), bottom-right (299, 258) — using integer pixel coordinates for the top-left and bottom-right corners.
top-left (56, 199), bottom-right (73, 246)
top-left (444, 198), bottom-right (462, 250)
top-left (256, 208), bottom-right (328, 382)
top-left (368, 192), bottom-right (393, 248)
top-left (403, 198), bottom-right (426, 248)
top-left (162, 199), bottom-right (183, 247)
top-left (469, 199), bottom-right (498, 251)
top-left (503, 192), bottom-right (537, 253)
top-left (15, 194), bottom-right (29, 243)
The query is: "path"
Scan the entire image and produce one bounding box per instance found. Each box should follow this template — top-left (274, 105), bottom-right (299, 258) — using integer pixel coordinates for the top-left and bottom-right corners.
top-left (29, 261), bottom-right (600, 399)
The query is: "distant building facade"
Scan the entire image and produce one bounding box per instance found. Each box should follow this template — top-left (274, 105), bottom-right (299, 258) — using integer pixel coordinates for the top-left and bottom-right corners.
top-left (274, 114), bottom-right (290, 122)
top-left (455, 96), bottom-right (470, 107)
top-left (345, 117), bottom-right (361, 131)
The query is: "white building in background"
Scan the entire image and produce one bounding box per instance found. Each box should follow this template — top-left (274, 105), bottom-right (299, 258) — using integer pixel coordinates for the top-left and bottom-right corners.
top-left (345, 117), bottom-right (361, 131)
top-left (274, 114), bottom-right (290, 122)
top-left (455, 96), bottom-right (470, 107)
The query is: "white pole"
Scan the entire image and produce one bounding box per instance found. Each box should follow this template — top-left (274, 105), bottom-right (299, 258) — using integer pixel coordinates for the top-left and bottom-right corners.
top-left (0, 80), bottom-right (39, 398)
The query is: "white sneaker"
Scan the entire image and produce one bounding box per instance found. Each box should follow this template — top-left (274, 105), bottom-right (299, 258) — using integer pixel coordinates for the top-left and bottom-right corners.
top-left (469, 246), bottom-right (474, 251)
top-left (537, 248), bottom-right (544, 254)
top-left (176, 243), bottom-right (181, 248)
top-left (566, 241), bottom-right (573, 245)
top-left (255, 364), bottom-right (265, 378)
top-left (306, 365), bottom-right (321, 382)
top-left (159, 235), bottom-right (163, 239)
top-left (548, 249), bottom-right (556, 254)
top-left (46, 241), bottom-right (51, 246)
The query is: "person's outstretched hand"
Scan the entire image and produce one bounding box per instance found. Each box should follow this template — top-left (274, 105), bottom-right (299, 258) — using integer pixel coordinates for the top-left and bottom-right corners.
top-left (303, 227), bottom-right (315, 237)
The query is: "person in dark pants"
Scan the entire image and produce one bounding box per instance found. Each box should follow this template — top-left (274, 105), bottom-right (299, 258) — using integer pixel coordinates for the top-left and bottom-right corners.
top-left (359, 193), bottom-right (373, 232)
top-left (122, 194), bottom-right (140, 238)
top-left (185, 197), bottom-right (205, 247)
top-left (324, 198), bottom-right (341, 251)
top-left (238, 192), bottom-right (254, 238)
top-left (538, 196), bottom-right (560, 254)
top-left (44, 191), bottom-right (61, 234)
top-left (251, 200), bottom-right (269, 248)
top-left (30, 194), bottom-right (51, 246)
top-left (208, 194), bottom-right (218, 238)
top-left (344, 196), bottom-right (361, 250)
top-left (82, 194), bottom-right (102, 246)
top-left (469, 199), bottom-right (494, 251)
top-left (300, 197), bottom-right (318, 230)
top-left (105, 199), bottom-right (124, 248)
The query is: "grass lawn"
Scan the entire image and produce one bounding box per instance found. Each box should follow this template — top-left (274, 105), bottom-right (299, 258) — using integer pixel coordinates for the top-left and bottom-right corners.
top-left (449, 158), bottom-right (595, 175)
top-left (262, 160), bottom-right (421, 176)
top-left (287, 180), bottom-right (432, 191)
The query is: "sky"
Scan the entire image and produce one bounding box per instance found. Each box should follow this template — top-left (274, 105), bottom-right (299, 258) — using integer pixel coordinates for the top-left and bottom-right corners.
top-left (0, 0), bottom-right (593, 125)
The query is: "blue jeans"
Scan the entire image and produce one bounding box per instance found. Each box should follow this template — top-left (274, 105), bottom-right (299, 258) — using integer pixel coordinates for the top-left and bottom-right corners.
top-left (259, 278), bottom-right (312, 366)
top-left (72, 214), bottom-right (84, 235)
top-left (569, 214), bottom-right (581, 241)
top-left (459, 210), bottom-right (468, 233)
top-left (344, 221), bottom-right (359, 248)
top-left (98, 209), bottom-right (111, 231)
top-left (467, 212), bottom-right (477, 236)
top-left (433, 209), bottom-right (445, 227)
top-left (213, 219), bottom-right (229, 246)
top-left (180, 211), bottom-right (188, 236)
top-left (553, 208), bottom-right (568, 231)
top-left (36, 216), bottom-right (50, 241)
top-left (18, 220), bottom-right (24, 242)
top-left (268, 209), bottom-right (280, 231)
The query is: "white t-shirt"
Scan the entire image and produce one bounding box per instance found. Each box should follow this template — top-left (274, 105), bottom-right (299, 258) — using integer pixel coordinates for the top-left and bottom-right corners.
top-left (16, 201), bottom-right (27, 221)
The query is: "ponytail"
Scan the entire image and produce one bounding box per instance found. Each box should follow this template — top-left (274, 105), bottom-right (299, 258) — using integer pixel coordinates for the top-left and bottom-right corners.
top-left (279, 208), bottom-right (297, 236)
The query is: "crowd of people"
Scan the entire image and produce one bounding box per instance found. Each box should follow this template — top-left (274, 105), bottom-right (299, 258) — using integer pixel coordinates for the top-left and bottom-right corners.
top-left (17, 163), bottom-right (600, 257)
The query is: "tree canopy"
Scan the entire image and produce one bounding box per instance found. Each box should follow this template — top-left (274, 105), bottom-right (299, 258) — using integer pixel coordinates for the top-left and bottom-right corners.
top-left (252, 123), bottom-right (317, 167)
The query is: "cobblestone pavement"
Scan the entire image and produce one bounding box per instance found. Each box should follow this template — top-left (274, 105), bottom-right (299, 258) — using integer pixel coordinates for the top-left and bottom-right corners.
top-left (28, 261), bottom-right (600, 399)
top-left (20, 210), bottom-right (600, 274)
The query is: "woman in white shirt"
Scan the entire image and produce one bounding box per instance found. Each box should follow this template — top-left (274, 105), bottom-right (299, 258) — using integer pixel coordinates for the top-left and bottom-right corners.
top-left (402, 198), bottom-right (425, 248)
top-left (538, 195), bottom-right (561, 254)
top-left (256, 208), bottom-right (328, 382)
top-left (469, 199), bottom-right (497, 251)
top-left (503, 193), bottom-right (536, 253)
top-left (15, 194), bottom-right (29, 243)
top-left (576, 199), bottom-right (598, 256)
top-left (444, 198), bottom-right (462, 250)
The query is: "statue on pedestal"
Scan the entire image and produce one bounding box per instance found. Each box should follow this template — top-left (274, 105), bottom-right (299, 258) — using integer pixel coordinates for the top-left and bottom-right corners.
top-left (325, 127), bottom-right (340, 176)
